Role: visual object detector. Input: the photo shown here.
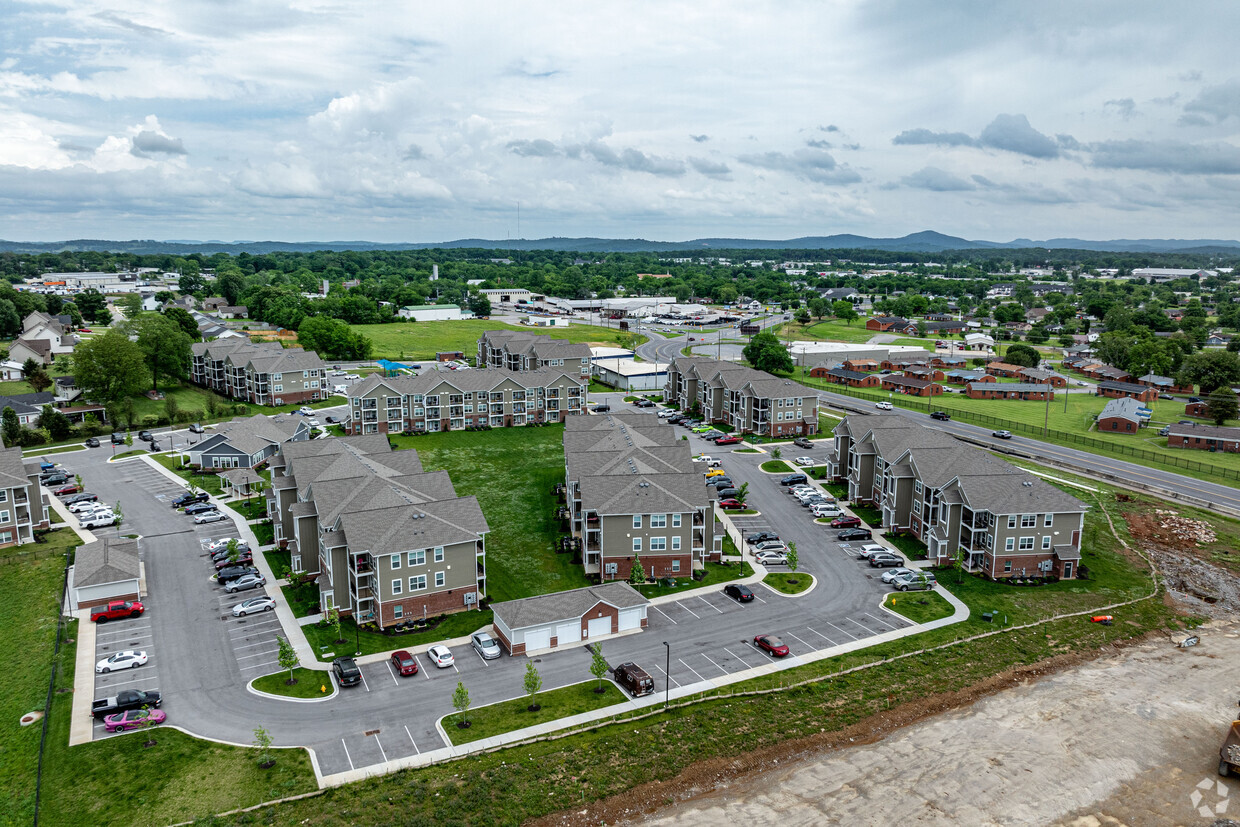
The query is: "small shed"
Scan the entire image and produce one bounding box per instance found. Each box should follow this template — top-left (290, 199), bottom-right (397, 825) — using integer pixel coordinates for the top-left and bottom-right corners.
top-left (491, 583), bottom-right (650, 656)
top-left (70, 537), bottom-right (141, 611)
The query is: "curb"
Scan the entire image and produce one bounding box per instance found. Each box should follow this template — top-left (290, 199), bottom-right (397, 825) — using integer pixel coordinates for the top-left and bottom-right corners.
top-left (757, 572), bottom-right (817, 599)
top-left (247, 675), bottom-right (339, 704)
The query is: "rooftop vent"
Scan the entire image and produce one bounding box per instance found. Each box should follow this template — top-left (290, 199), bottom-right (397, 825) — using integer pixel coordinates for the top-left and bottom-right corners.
top-left (1022, 481), bottom-right (1033, 487)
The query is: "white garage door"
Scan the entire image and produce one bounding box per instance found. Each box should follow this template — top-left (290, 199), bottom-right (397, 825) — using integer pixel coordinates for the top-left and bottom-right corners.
top-left (587, 616), bottom-right (612, 639)
top-left (618, 608), bottom-right (642, 631)
top-left (556, 622), bottom-right (580, 645)
top-left (524, 628), bottom-right (551, 652)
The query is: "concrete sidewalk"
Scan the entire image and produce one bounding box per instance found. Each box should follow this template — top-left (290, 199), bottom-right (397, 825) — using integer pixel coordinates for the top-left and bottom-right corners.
top-left (67, 608), bottom-right (97, 746)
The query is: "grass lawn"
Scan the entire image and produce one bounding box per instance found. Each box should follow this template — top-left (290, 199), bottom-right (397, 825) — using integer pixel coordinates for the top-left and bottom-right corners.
top-left (762, 572), bottom-right (814, 594)
top-left (23, 444), bottom-right (88, 457)
top-left (447, 681), bottom-right (627, 746)
top-left (150, 454), bottom-right (224, 496)
top-left (851, 504), bottom-right (884, 527)
top-left (252, 521), bottom-right (275, 546)
top-left (347, 320), bottom-right (646, 361)
top-left (759, 459), bottom-right (793, 473)
top-left (634, 561), bottom-right (754, 599)
top-left (224, 498), bottom-right (267, 521)
top-left (302, 610), bottom-right (493, 660)
top-left (824, 482), bottom-right (849, 499)
top-left (886, 532), bottom-right (929, 560)
top-left (733, 447), bottom-right (760, 453)
top-left (588, 379), bottom-right (615, 393)
top-left (263, 547), bottom-right (291, 577)
top-left (252, 667), bottom-right (334, 699)
top-left (280, 579), bottom-right (321, 617)
top-left (389, 425), bottom-right (590, 603)
top-left (111, 449), bottom-right (148, 460)
top-left (883, 590), bottom-right (954, 623)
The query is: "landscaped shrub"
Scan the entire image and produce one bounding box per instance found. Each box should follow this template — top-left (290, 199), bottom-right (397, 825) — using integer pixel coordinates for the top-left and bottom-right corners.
top-left (141, 415), bottom-right (158, 428)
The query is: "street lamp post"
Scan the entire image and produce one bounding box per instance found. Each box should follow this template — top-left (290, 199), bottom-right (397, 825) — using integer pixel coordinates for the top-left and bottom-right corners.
top-left (355, 618), bottom-right (361, 657)
top-left (662, 641), bottom-right (671, 709)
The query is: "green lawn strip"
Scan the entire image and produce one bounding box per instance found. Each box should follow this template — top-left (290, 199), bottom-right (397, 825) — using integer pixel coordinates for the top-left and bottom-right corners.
top-left (111, 449), bottom-right (148, 460)
top-left (23, 444), bottom-right (89, 457)
top-left (883, 590), bottom-right (954, 623)
top-left (280, 579), bottom-right (321, 618)
top-left (732, 447), bottom-right (760, 453)
top-left (759, 459), bottom-right (792, 473)
top-left (762, 572), bottom-right (813, 594)
top-left (40, 628), bottom-right (316, 827)
top-left (224, 499), bottom-right (267, 521)
top-left (885, 532), bottom-right (929, 560)
top-left (850, 504), bottom-right (884, 527)
top-left (823, 482), bottom-right (848, 499)
top-left (587, 379), bottom-right (615, 393)
top-left (252, 521), bottom-right (275, 546)
top-left (634, 561), bottom-right (754, 599)
top-left (149, 454), bottom-right (224, 496)
top-left (217, 597), bottom-right (1178, 827)
top-left (347, 320), bottom-right (646, 362)
top-left (447, 682), bottom-right (627, 746)
top-left (302, 610), bottom-right (492, 661)
top-left (721, 533), bottom-right (739, 557)
top-left (252, 667), bottom-right (333, 699)
top-left (389, 425), bottom-right (590, 602)
top-left (263, 547), bottom-right (291, 577)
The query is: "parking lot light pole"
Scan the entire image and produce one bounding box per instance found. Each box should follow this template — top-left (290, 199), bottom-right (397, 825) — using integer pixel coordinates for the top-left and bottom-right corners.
top-left (355, 620), bottom-right (361, 657)
top-left (662, 641), bottom-right (670, 708)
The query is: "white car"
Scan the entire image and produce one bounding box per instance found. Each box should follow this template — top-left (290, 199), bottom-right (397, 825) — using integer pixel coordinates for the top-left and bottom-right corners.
top-left (427, 644), bottom-right (455, 668)
top-left (69, 500), bottom-right (105, 514)
top-left (875, 401), bottom-right (893, 410)
top-left (80, 512), bottom-right (117, 529)
top-left (881, 567), bottom-right (916, 583)
top-left (206, 537), bottom-right (244, 552)
top-left (692, 455), bottom-right (714, 464)
top-left (307, 419), bottom-right (322, 428)
top-left (795, 456), bottom-right (815, 466)
top-left (755, 550), bottom-right (788, 566)
top-left (811, 504), bottom-right (842, 518)
top-left (792, 488), bottom-right (819, 503)
top-left (298, 406), bottom-right (314, 416)
top-left (232, 596), bottom-right (277, 616)
top-left (193, 510), bottom-right (227, 524)
top-left (96, 650), bottom-right (147, 673)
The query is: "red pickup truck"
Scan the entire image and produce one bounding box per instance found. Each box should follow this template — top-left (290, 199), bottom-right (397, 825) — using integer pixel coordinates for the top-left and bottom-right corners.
top-left (90, 600), bottom-right (144, 623)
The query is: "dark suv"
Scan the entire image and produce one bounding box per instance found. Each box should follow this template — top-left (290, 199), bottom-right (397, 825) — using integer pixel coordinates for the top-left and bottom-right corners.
top-left (332, 657), bottom-right (362, 687)
top-left (173, 491), bottom-right (210, 508)
top-left (111, 432), bottom-right (125, 445)
top-left (779, 473), bottom-right (808, 486)
top-left (929, 411), bottom-right (951, 421)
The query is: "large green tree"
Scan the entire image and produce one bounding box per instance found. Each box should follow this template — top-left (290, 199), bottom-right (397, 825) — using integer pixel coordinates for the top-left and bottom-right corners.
top-left (832, 300), bottom-right (858, 324)
top-left (125, 314), bottom-right (192, 393)
top-left (162, 306), bottom-right (200, 339)
top-left (743, 331), bottom-right (793, 373)
top-left (1207, 387), bottom-right (1239, 426)
top-left (1178, 349), bottom-right (1240, 394)
top-left (0, 299), bottom-right (19, 338)
top-left (1002, 343), bottom-right (1040, 368)
top-left (1, 407), bottom-right (20, 447)
top-left (72, 330), bottom-right (148, 402)
top-left (74, 289), bottom-right (108, 323)
top-left (296, 316), bottom-right (372, 361)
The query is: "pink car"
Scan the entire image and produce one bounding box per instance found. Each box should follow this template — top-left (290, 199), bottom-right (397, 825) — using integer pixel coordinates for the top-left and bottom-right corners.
top-left (103, 707), bottom-right (166, 732)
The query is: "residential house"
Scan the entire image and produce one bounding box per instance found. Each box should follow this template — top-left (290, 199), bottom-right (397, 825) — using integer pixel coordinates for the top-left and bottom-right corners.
top-left (1097, 381), bottom-right (1159, 403)
top-left (345, 368), bottom-right (586, 434)
top-left (902, 366), bottom-right (945, 382)
top-left (943, 370), bottom-right (992, 386)
top-left (866, 316), bottom-right (909, 332)
top-left (1168, 422), bottom-right (1240, 453)
top-left (879, 354), bottom-right (931, 371)
top-left (820, 287), bottom-right (860, 303)
top-left (0, 444), bottom-right (50, 547)
top-left (476, 330), bottom-right (591, 377)
top-left (1017, 368), bottom-right (1069, 388)
top-left (218, 305), bottom-right (249, 319)
top-left (843, 358), bottom-right (880, 372)
top-left (203, 297), bottom-right (228, 311)
top-left (190, 339), bottom-right (328, 406)
top-left (1097, 397), bottom-right (1149, 434)
top-left (265, 435), bottom-right (489, 625)
top-left (1135, 373), bottom-right (1194, 396)
top-left (966, 382), bottom-right (1053, 401)
top-left (880, 375), bottom-right (943, 397)
top-left (187, 413), bottom-right (311, 469)
top-left (809, 366), bottom-right (881, 388)
top-left (563, 413), bottom-right (718, 580)
top-left (664, 356), bottom-right (817, 438)
top-left (8, 338), bottom-right (54, 367)
top-left (931, 355), bottom-right (968, 369)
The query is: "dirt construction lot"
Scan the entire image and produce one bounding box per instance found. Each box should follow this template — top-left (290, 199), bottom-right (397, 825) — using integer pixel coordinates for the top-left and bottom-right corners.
top-left (633, 620), bottom-right (1240, 827)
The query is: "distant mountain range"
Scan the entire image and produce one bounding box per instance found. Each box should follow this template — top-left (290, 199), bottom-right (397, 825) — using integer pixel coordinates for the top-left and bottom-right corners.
top-left (2, 231), bottom-right (1239, 256)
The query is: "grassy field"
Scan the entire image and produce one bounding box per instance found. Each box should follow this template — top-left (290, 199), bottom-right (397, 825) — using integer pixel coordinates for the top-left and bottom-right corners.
top-left (447, 681), bottom-right (627, 745)
top-left (762, 572), bottom-right (813, 594)
top-left (389, 425), bottom-right (590, 603)
top-left (302, 610), bottom-right (493, 660)
top-left (633, 561), bottom-right (754, 599)
top-left (883, 590), bottom-right (954, 623)
top-left (773, 319), bottom-right (936, 350)
top-left (252, 667), bottom-right (332, 699)
top-left (347, 320), bottom-right (646, 361)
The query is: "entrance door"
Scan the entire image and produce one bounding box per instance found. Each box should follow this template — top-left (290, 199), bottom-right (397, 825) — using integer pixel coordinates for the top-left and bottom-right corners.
top-left (1063, 562), bottom-right (1073, 578)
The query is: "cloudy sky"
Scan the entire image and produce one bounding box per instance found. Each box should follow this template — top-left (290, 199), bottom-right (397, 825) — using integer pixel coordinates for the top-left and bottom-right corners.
top-left (3, 1), bottom-right (1240, 243)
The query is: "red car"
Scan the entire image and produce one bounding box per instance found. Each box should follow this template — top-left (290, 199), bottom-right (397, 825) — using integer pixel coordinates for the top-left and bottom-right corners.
top-left (714, 435), bottom-right (742, 445)
top-left (830, 516), bottom-right (862, 528)
top-left (754, 634), bottom-right (790, 657)
top-left (718, 498), bottom-right (747, 510)
top-left (390, 650), bottom-right (419, 676)
top-left (90, 600), bottom-right (144, 622)
top-left (214, 554), bottom-right (254, 570)
top-left (79, 328), bottom-right (92, 333)
top-left (53, 483), bottom-right (81, 496)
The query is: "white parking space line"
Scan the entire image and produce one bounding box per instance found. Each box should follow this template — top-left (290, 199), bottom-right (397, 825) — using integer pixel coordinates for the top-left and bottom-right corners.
top-left (95, 673), bottom-right (159, 689)
top-left (95, 632), bottom-right (154, 646)
top-left (825, 620), bottom-right (857, 640)
top-left (421, 663), bottom-right (431, 680)
top-left (865, 611), bottom-right (899, 629)
top-left (696, 596), bottom-right (724, 614)
top-left (723, 647), bottom-right (759, 668)
top-left (359, 670), bottom-right (371, 692)
top-left (650, 661), bottom-right (681, 688)
top-left (475, 650), bottom-right (489, 666)
top-left (232, 639), bottom-right (278, 651)
top-left (404, 725), bottom-right (420, 754)
top-left (846, 617), bottom-right (874, 636)
top-left (786, 632), bottom-right (815, 651)
top-left (387, 661), bottom-right (400, 686)
top-left (341, 739), bottom-right (355, 771)
top-left (805, 627), bottom-right (838, 646)
top-left (236, 649), bottom-right (279, 661)
top-left (240, 658), bottom-right (279, 671)
top-left (678, 658), bottom-right (706, 683)
top-left (372, 733), bottom-right (388, 764)
top-left (678, 602), bottom-right (701, 619)
top-left (650, 605), bottom-right (677, 624)
top-left (698, 653), bottom-right (728, 675)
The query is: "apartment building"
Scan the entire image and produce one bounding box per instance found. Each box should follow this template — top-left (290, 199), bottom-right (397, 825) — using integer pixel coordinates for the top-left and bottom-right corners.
top-left (563, 413), bottom-right (719, 581)
top-left (0, 444), bottom-right (49, 548)
top-left (266, 436), bottom-right (488, 626)
top-left (345, 368), bottom-right (585, 434)
top-left (190, 339), bottom-right (327, 406)
top-left (664, 356), bottom-right (817, 438)
top-left (826, 414), bottom-right (1086, 579)
top-left (476, 330), bottom-right (591, 377)
top-left (186, 413), bottom-right (311, 469)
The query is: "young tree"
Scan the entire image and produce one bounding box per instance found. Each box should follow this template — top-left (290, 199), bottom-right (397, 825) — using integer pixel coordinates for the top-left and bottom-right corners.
top-left (523, 661), bottom-right (543, 711)
top-left (1207, 387), bottom-right (1239, 426)
top-left (325, 606), bottom-right (343, 643)
top-left (786, 541), bottom-right (799, 572)
top-left (276, 635), bottom-right (300, 685)
top-left (736, 482), bottom-right (749, 503)
top-left (589, 644), bottom-right (609, 693)
top-left (770, 446), bottom-right (782, 460)
top-left (113, 500), bottom-right (124, 527)
top-left (1, 406), bottom-right (19, 447)
top-left (794, 308), bottom-right (811, 325)
top-left (742, 331), bottom-right (793, 373)
top-left (954, 547), bottom-right (966, 584)
top-left (225, 538), bottom-right (242, 564)
top-left (452, 680), bottom-right (471, 728)
top-left (165, 395), bottom-right (180, 424)
top-left (629, 553), bottom-right (645, 585)
top-left (252, 726), bottom-right (275, 768)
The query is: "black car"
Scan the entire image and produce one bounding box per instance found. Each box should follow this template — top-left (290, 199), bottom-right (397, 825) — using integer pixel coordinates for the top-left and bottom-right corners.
top-left (592, 405), bottom-right (611, 413)
top-left (717, 487), bottom-right (741, 499)
top-left (708, 478), bottom-right (733, 489)
top-left (746, 531), bottom-right (779, 545)
top-left (779, 473), bottom-right (808, 486)
top-left (837, 528), bottom-right (873, 541)
top-left (65, 492), bottom-right (98, 505)
top-left (84, 437), bottom-right (100, 448)
top-left (332, 657), bottom-right (362, 687)
top-left (188, 423), bottom-right (205, 434)
top-left (183, 502), bottom-right (217, 515)
top-left (929, 411), bottom-right (951, 421)
top-left (41, 474), bottom-right (68, 487)
top-left (137, 430), bottom-right (154, 442)
top-left (723, 584), bottom-right (755, 603)
top-left (172, 491), bottom-right (210, 508)
top-left (210, 544), bottom-right (252, 563)
top-left (635, 399), bottom-right (655, 408)
top-left (216, 565), bottom-right (259, 584)
top-left (325, 416), bottom-right (338, 424)
top-left (111, 432), bottom-right (125, 445)
top-left (1189, 396), bottom-right (1202, 404)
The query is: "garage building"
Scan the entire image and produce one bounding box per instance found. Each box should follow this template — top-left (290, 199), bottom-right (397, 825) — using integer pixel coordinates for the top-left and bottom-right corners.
top-left (70, 537), bottom-right (142, 611)
top-left (491, 583), bottom-right (649, 656)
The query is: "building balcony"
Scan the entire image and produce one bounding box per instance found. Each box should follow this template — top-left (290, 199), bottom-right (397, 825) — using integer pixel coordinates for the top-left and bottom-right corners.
top-left (349, 554), bottom-right (372, 573)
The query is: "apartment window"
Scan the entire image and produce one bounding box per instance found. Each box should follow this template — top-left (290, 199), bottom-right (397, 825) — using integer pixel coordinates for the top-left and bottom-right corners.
top-left (1004, 560), bottom-right (1013, 573)
top-left (391, 554), bottom-right (401, 570)
top-left (651, 514), bottom-right (667, 528)
top-left (1020, 514), bottom-right (1036, 528)
top-left (0, 531), bottom-right (11, 545)
top-left (407, 550), bottom-right (425, 566)
top-left (671, 559), bottom-right (680, 572)
top-left (1044, 513), bottom-right (1053, 527)
top-left (393, 605), bottom-right (403, 620)
top-left (433, 546), bottom-right (444, 563)
top-left (632, 537), bottom-right (642, 552)
top-left (1018, 537), bottom-right (1035, 551)
top-left (1042, 536), bottom-right (1052, 550)
top-left (913, 500), bottom-right (921, 516)
top-left (633, 514), bottom-right (642, 529)
top-left (1005, 537), bottom-right (1015, 551)
top-left (672, 513), bottom-right (681, 528)
top-left (1007, 515), bottom-right (1017, 529)
top-left (391, 579), bottom-right (403, 595)
top-left (435, 571), bottom-right (445, 588)
top-left (409, 574), bottom-right (427, 592)
top-left (914, 481), bottom-right (922, 495)
top-left (650, 537), bottom-right (666, 551)
top-left (671, 536), bottom-right (681, 550)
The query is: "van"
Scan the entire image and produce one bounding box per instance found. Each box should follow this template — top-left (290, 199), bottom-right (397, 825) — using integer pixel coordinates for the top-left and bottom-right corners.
top-left (613, 662), bottom-right (655, 697)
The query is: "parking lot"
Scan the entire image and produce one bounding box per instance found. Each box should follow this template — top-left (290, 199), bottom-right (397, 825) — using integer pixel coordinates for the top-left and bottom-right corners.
top-left (90, 611), bottom-right (160, 739)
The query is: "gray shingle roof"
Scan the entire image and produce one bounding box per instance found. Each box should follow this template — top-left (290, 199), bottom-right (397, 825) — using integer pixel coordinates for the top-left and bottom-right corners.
top-left (492, 583), bottom-right (648, 630)
top-left (1168, 422), bottom-right (1240, 442)
top-left (1099, 397), bottom-right (1146, 424)
top-left (335, 496), bottom-right (489, 555)
top-left (75, 538), bottom-right (140, 586)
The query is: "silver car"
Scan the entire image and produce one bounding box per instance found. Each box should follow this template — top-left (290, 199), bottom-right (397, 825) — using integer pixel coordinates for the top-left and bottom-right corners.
top-left (232, 596), bottom-right (276, 616)
top-left (223, 573), bottom-right (267, 593)
top-left (471, 631), bottom-right (502, 660)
